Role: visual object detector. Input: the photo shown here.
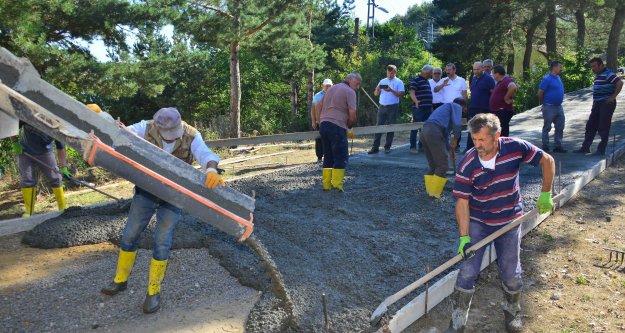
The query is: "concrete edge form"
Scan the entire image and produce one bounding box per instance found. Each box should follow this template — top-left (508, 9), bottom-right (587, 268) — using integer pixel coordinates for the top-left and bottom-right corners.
top-left (0, 211), bottom-right (63, 236)
top-left (379, 142), bottom-right (625, 333)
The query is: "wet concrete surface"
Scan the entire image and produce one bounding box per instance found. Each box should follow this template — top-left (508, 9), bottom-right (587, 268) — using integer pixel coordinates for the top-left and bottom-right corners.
top-left (12, 88), bottom-right (625, 332)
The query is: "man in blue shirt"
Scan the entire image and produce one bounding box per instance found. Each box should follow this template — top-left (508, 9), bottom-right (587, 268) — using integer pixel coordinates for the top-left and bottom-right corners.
top-left (311, 79), bottom-right (333, 162)
top-left (409, 65), bottom-right (434, 153)
top-left (574, 57), bottom-right (623, 155)
top-left (538, 61), bottom-right (567, 153)
top-left (420, 98), bottom-right (466, 199)
top-left (466, 61), bottom-right (496, 152)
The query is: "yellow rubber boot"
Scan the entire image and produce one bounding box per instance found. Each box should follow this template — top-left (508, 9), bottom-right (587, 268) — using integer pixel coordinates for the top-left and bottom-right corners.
top-left (21, 187), bottom-right (36, 217)
top-left (429, 175), bottom-right (448, 199)
top-left (424, 175), bottom-right (433, 196)
top-left (331, 168), bottom-right (345, 192)
top-left (144, 258), bottom-right (168, 314)
top-left (322, 168), bottom-right (332, 191)
top-left (101, 249), bottom-right (137, 295)
top-left (52, 186), bottom-right (67, 210)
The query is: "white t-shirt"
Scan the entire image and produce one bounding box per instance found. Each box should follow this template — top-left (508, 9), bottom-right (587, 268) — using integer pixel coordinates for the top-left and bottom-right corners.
top-left (479, 155), bottom-right (496, 170)
top-left (436, 76), bottom-right (467, 103)
top-left (429, 78), bottom-right (445, 104)
top-left (377, 77), bottom-right (405, 106)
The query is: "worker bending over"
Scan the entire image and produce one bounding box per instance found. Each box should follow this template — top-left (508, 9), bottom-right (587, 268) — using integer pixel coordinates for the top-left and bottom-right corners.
top-left (101, 107), bottom-right (224, 314)
top-left (420, 97), bottom-right (466, 198)
top-left (11, 123), bottom-right (71, 217)
top-left (319, 73), bottom-right (361, 191)
top-left (447, 113), bottom-right (554, 332)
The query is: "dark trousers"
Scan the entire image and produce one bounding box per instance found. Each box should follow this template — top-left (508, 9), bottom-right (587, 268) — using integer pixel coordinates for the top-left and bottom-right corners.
top-left (420, 123), bottom-right (449, 177)
top-left (465, 108), bottom-right (490, 150)
top-left (372, 103), bottom-right (399, 150)
top-left (410, 105), bottom-right (433, 149)
top-left (581, 100), bottom-right (617, 153)
top-left (320, 122), bottom-right (348, 169)
top-left (492, 110), bottom-right (514, 137)
top-left (315, 136), bottom-right (323, 160)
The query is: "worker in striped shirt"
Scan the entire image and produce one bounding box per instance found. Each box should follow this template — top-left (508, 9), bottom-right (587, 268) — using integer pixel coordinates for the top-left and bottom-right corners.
top-left (445, 113), bottom-right (555, 333)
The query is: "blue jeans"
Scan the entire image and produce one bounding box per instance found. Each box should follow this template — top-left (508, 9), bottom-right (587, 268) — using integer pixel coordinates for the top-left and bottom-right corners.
top-left (320, 121), bottom-right (349, 169)
top-left (410, 105), bottom-right (432, 149)
top-left (121, 187), bottom-right (181, 260)
top-left (541, 104), bottom-right (565, 149)
top-left (455, 221), bottom-right (523, 293)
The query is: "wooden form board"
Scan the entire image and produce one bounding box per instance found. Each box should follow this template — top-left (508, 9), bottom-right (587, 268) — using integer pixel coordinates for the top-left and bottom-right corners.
top-left (205, 122), bottom-right (424, 148)
top-left (380, 142), bottom-right (625, 333)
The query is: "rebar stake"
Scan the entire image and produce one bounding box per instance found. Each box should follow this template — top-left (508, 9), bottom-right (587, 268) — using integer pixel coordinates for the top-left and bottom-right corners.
top-left (322, 293), bottom-right (329, 333)
top-left (558, 160), bottom-right (562, 194)
top-left (424, 262), bottom-right (430, 318)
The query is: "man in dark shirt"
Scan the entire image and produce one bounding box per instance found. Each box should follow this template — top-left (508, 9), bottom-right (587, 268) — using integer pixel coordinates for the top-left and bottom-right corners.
top-left (466, 61), bottom-right (496, 152)
top-left (574, 57), bottom-right (623, 155)
top-left (409, 65), bottom-right (434, 154)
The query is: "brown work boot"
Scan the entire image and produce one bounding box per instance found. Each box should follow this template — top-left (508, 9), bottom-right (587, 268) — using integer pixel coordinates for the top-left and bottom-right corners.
top-left (503, 290), bottom-right (523, 332)
top-left (444, 289), bottom-right (474, 333)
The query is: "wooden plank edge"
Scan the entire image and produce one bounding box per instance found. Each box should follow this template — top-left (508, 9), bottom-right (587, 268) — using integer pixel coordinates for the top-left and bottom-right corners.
top-left (381, 142), bottom-right (625, 333)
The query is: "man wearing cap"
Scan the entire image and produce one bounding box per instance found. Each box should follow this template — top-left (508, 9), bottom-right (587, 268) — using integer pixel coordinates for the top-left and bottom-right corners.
top-left (101, 107), bottom-right (224, 314)
top-left (10, 123), bottom-right (71, 217)
top-left (312, 79), bottom-right (333, 162)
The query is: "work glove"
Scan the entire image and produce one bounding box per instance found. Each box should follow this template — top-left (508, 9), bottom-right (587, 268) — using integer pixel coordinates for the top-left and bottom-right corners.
top-left (205, 168), bottom-right (225, 189)
top-left (60, 166), bottom-right (73, 179)
top-left (11, 141), bottom-right (23, 154)
top-left (347, 129), bottom-right (355, 138)
top-left (457, 235), bottom-right (475, 259)
top-left (537, 191), bottom-right (553, 214)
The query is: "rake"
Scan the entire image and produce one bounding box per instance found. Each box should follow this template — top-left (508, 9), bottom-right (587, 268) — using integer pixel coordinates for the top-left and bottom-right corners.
top-left (595, 247), bottom-right (625, 271)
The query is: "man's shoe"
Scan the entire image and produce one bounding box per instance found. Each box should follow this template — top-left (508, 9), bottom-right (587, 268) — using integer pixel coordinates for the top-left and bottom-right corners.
top-left (591, 150), bottom-right (606, 156)
top-left (143, 293), bottom-right (161, 314)
top-left (503, 290), bottom-right (523, 332)
top-left (101, 281), bottom-right (127, 296)
top-left (573, 148), bottom-right (590, 154)
top-left (542, 146), bottom-right (550, 153)
top-left (367, 148), bottom-right (379, 154)
top-left (410, 148), bottom-right (418, 154)
top-left (552, 147), bottom-right (567, 153)
top-left (384, 147), bottom-right (391, 154)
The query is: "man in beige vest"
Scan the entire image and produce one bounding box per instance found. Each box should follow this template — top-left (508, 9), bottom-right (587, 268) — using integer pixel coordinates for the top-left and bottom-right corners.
top-left (100, 107), bottom-right (224, 314)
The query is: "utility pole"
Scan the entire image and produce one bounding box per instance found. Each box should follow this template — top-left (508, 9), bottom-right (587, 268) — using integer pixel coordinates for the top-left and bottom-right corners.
top-left (366, 0), bottom-right (388, 42)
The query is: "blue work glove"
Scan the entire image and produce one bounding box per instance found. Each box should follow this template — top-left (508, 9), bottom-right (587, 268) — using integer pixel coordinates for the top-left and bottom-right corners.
top-left (60, 166), bottom-right (73, 179)
top-left (457, 235), bottom-right (475, 259)
top-left (11, 141), bottom-right (23, 154)
top-left (536, 191), bottom-right (553, 214)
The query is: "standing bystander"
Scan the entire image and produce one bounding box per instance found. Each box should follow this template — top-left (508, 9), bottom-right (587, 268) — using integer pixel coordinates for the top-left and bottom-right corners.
top-left (446, 113), bottom-right (555, 333)
top-left (430, 67), bottom-right (445, 110)
top-left (538, 61), bottom-right (567, 153)
top-left (573, 57), bottom-right (623, 155)
top-left (489, 65), bottom-right (517, 137)
top-left (320, 73), bottom-right (361, 191)
top-left (368, 65), bottom-right (405, 154)
top-left (466, 61), bottom-right (496, 152)
top-left (311, 79), bottom-right (333, 161)
top-left (409, 65), bottom-right (434, 154)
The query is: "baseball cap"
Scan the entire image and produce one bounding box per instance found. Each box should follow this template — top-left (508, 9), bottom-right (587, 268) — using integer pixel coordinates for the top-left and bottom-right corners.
top-left (322, 79), bottom-right (333, 86)
top-left (153, 107), bottom-right (183, 141)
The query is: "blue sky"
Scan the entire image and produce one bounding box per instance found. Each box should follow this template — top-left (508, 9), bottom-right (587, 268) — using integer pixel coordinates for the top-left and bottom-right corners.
top-left (88, 1), bottom-right (428, 61)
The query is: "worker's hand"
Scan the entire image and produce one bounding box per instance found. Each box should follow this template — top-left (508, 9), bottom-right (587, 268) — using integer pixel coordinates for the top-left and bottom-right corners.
top-left (311, 121), bottom-right (318, 130)
top-left (205, 168), bottom-right (225, 189)
top-left (606, 96), bottom-right (616, 104)
top-left (504, 96), bottom-right (513, 105)
top-left (86, 104), bottom-right (102, 113)
top-left (347, 129), bottom-right (355, 138)
top-left (60, 166), bottom-right (73, 179)
top-left (457, 235), bottom-right (474, 259)
top-left (536, 191), bottom-right (553, 214)
top-left (11, 141), bottom-right (23, 154)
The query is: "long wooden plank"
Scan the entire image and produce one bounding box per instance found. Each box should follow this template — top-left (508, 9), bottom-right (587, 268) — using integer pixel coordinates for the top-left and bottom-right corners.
top-left (204, 123), bottom-right (424, 148)
top-left (379, 142), bottom-right (625, 333)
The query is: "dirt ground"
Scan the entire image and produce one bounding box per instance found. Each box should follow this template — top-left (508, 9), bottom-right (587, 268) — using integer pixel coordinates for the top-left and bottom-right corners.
top-left (407, 160), bottom-right (625, 333)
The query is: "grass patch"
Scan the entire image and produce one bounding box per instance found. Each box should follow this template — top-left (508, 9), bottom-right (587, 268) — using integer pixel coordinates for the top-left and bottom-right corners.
top-left (580, 294), bottom-right (592, 302)
top-left (575, 275), bottom-right (589, 285)
top-left (542, 233), bottom-right (554, 241)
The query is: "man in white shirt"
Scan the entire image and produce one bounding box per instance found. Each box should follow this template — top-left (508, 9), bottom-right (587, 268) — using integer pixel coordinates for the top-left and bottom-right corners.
top-left (434, 63), bottom-right (468, 151)
top-left (430, 67), bottom-right (445, 111)
top-left (368, 64), bottom-right (405, 154)
top-left (101, 107), bottom-right (223, 314)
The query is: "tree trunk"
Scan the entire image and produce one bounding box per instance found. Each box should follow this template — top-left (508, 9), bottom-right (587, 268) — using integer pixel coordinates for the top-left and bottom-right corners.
top-left (229, 0), bottom-right (242, 138)
top-left (607, 1), bottom-right (625, 71)
top-left (545, 0), bottom-right (557, 59)
top-left (523, 23), bottom-right (539, 80)
top-left (306, 5), bottom-right (314, 116)
top-left (575, 2), bottom-right (587, 50)
top-left (290, 80), bottom-right (299, 115)
top-left (505, 1), bottom-right (515, 75)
